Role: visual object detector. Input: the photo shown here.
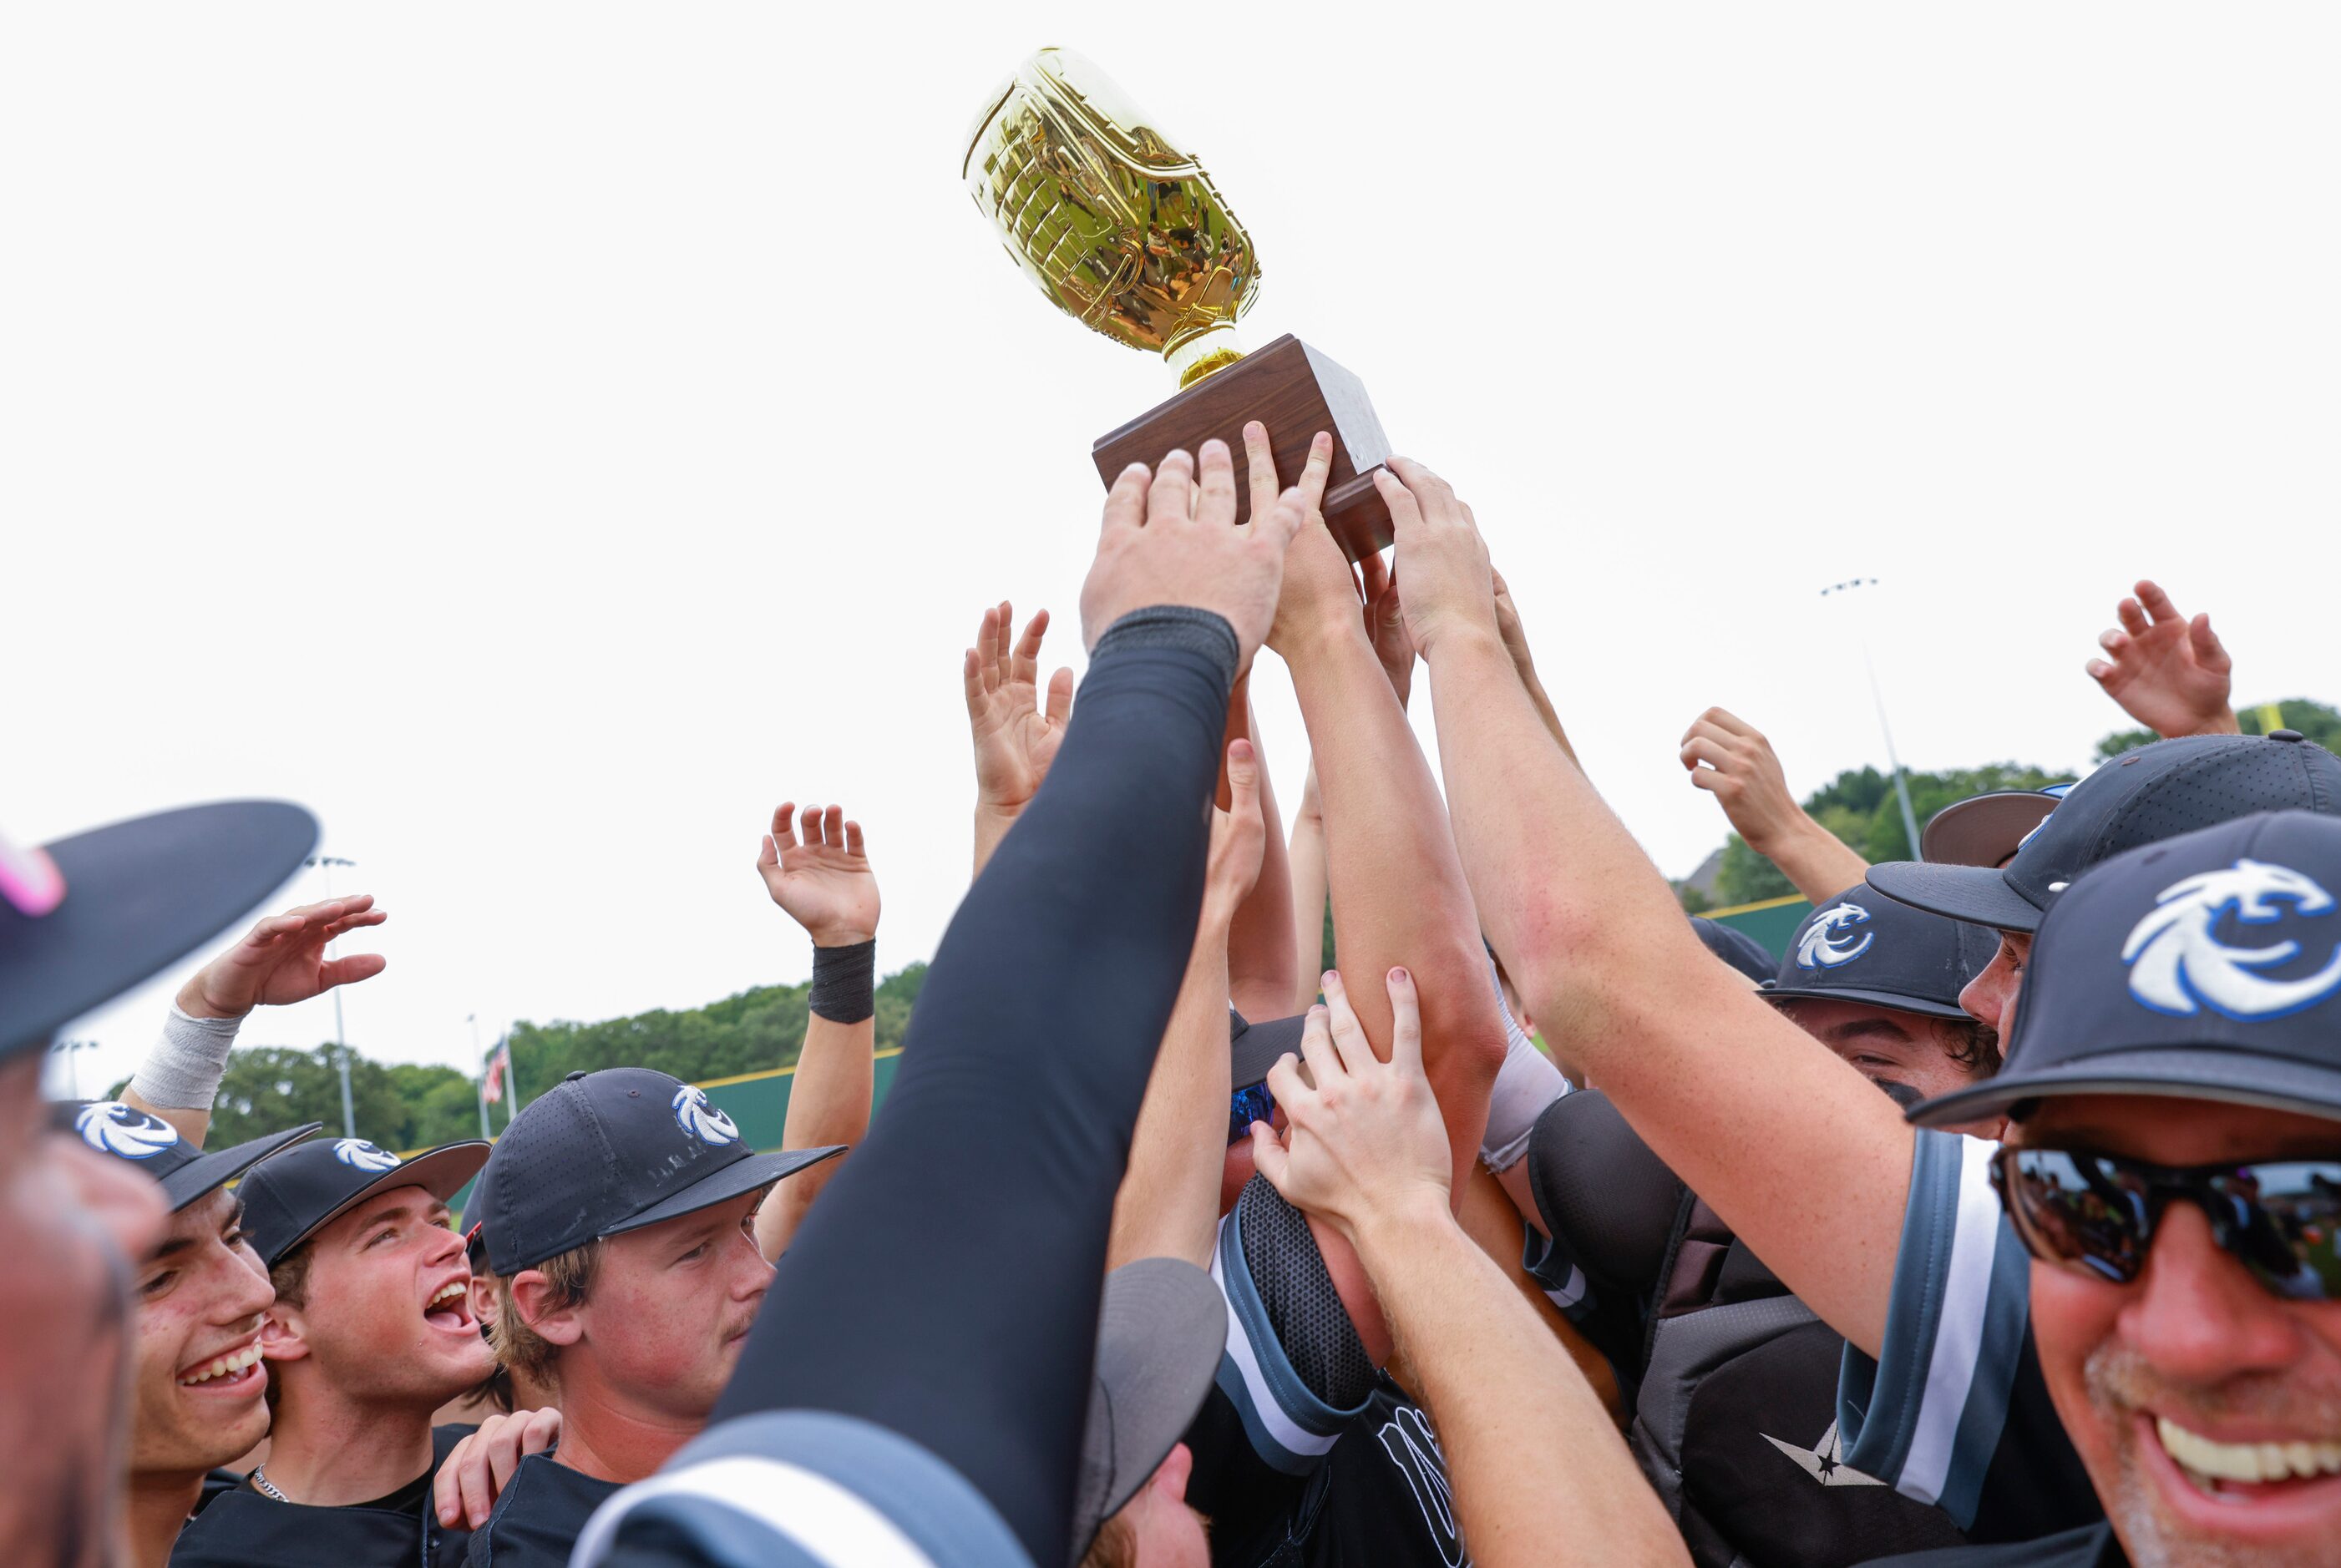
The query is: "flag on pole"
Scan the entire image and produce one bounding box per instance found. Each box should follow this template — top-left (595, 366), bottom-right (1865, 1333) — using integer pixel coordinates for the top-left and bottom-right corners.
top-left (483, 1039), bottom-right (513, 1105)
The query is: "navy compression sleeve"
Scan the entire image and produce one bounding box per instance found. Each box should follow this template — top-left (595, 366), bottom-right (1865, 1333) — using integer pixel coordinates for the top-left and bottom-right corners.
top-left (702, 606), bottom-right (1238, 1564)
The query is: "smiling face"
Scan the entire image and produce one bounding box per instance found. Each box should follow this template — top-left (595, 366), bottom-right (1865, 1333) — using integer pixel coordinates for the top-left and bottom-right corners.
top-left (131, 1186), bottom-right (276, 1476)
top-left (2020, 1095), bottom-right (2341, 1567)
top-left (560, 1187), bottom-right (775, 1422)
top-left (266, 1185), bottom-right (490, 1409)
top-left (0, 1055), bottom-right (165, 1564)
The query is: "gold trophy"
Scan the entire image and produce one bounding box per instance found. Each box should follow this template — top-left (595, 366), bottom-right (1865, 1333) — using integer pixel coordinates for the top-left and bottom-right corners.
top-left (963, 48), bottom-right (1394, 559)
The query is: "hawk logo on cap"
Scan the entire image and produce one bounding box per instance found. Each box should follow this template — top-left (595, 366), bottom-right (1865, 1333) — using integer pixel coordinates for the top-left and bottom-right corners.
top-left (2123, 858), bottom-right (2341, 1020)
top-left (671, 1085), bottom-right (739, 1147)
top-left (1796, 903), bottom-right (1875, 970)
top-left (332, 1139), bottom-right (401, 1172)
top-left (77, 1102), bottom-right (176, 1161)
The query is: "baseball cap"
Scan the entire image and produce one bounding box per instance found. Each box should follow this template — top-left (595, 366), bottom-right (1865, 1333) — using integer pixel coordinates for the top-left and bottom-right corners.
top-left (1069, 1257), bottom-right (1228, 1562)
top-left (483, 1067), bottom-right (845, 1276)
top-left (1920, 782), bottom-right (2076, 868)
top-left (64, 1101), bottom-right (319, 1213)
top-left (238, 1136), bottom-right (490, 1269)
top-left (1229, 1008), bottom-right (1305, 1092)
top-left (460, 1157), bottom-right (496, 1270)
top-left (1909, 810), bottom-right (2341, 1129)
top-left (1867, 732), bottom-right (2341, 935)
top-left (0, 801), bottom-right (319, 1059)
top-left (1759, 885), bottom-right (1999, 1020)
top-left (1692, 915), bottom-right (1778, 984)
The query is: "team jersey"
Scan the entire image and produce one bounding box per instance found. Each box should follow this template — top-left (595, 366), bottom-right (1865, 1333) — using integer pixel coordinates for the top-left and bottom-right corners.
top-left (1183, 1179), bottom-right (1468, 1568)
top-left (171, 1424), bottom-right (478, 1567)
top-left (464, 1450), bottom-right (623, 1566)
top-left (1865, 1521), bottom-right (2120, 1566)
top-left (1837, 1130), bottom-right (2102, 1546)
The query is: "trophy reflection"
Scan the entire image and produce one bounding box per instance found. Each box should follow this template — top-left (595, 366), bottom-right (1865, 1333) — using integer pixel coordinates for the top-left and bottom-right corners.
top-left (963, 48), bottom-right (1394, 557)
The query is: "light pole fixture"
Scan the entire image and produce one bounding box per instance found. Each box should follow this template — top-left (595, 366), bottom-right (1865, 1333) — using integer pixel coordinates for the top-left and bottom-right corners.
top-left (1819, 579), bottom-right (1923, 861)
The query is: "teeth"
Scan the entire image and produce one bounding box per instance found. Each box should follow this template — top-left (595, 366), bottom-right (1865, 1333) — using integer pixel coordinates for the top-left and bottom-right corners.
top-left (2156, 1416), bottom-right (2341, 1486)
top-left (427, 1282), bottom-right (465, 1310)
top-left (180, 1343), bottom-right (264, 1386)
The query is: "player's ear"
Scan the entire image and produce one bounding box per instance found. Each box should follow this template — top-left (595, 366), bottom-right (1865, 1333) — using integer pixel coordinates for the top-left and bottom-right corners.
top-left (1149, 1443), bottom-right (1194, 1505)
top-left (467, 1273), bottom-right (499, 1328)
top-left (260, 1300), bottom-right (312, 1364)
top-left (510, 1268), bottom-right (584, 1348)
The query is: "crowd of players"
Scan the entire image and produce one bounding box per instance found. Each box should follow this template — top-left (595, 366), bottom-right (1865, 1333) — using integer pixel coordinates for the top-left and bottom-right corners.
top-left (5, 428), bottom-right (2338, 1568)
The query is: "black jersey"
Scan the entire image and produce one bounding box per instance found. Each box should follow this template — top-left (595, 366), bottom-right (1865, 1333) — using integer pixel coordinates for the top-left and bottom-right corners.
top-left (171, 1424), bottom-right (479, 1567)
top-left (464, 1451), bottom-right (623, 1567)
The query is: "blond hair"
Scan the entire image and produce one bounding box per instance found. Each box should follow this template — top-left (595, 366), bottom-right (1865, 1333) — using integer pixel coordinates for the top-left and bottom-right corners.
top-left (489, 1241), bottom-right (601, 1392)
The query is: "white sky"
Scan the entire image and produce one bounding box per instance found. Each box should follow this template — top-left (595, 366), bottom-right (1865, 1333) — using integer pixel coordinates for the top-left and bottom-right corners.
top-left (11, 4), bottom-right (2335, 1100)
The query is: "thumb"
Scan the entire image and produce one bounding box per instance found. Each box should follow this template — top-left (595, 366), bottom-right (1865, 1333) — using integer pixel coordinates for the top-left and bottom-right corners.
top-left (758, 833), bottom-right (780, 869)
top-left (1248, 1120), bottom-right (1290, 1190)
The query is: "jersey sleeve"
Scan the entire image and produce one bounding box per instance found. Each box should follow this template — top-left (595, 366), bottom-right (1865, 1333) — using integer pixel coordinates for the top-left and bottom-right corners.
top-left (1835, 1130), bottom-right (2036, 1530)
top-left (1205, 1176), bottom-right (1376, 1475)
top-left (570, 1409), bottom-right (1031, 1568)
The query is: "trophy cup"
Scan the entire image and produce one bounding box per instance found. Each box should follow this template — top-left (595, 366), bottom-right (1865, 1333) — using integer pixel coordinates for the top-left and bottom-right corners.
top-left (962, 48), bottom-right (1394, 560)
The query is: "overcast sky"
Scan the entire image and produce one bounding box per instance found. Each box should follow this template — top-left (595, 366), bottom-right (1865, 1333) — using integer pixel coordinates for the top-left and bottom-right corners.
top-left (11, 4), bottom-right (2334, 1101)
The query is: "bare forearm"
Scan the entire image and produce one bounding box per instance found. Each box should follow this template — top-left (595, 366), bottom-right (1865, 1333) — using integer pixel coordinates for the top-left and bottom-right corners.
top-left (1224, 694), bottom-right (1299, 1021)
top-left (1109, 920), bottom-right (1233, 1271)
top-left (1286, 782), bottom-right (1330, 1016)
top-left (1425, 626), bottom-right (1908, 1356)
top-left (1757, 815), bottom-right (1872, 907)
top-left (757, 1012), bottom-right (874, 1259)
top-left (1288, 624), bottom-right (1505, 1171)
top-left (971, 807), bottom-right (1015, 882)
top-left (1355, 1202), bottom-right (1686, 1568)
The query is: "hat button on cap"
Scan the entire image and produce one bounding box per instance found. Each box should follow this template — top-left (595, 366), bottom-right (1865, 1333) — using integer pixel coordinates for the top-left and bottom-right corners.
top-left (565, 1070), bottom-right (587, 1082)
top-left (2271, 728), bottom-right (2305, 742)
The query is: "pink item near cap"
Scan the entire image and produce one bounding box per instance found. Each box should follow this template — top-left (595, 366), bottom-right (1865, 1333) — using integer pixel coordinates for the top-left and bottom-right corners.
top-left (0, 830), bottom-right (67, 917)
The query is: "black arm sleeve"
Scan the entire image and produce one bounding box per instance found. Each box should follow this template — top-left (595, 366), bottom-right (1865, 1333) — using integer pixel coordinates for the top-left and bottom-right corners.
top-left (707, 607), bottom-right (1238, 1566)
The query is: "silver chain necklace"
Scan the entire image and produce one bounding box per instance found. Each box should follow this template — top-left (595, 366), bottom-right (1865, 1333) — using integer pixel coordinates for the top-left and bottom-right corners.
top-left (249, 1464), bottom-right (290, 1503)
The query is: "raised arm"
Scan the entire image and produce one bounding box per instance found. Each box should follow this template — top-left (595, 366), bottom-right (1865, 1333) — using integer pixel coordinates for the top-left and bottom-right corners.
top-left (751, 802), bottom-right (881, 1262)
top-left (688, 443), bottom-right (1303, 1568)
top-left (2085, 577), bottom-right (2240, 739)
top-left (1108, 737), bottom-right (1264, 1271)
top-left (1678, 706), bottom-right (1871, 905)
top-left (964, 600), bottom-right (1075, 879)
top-left (1285, 761), bottom-right (1330, 1015)
top-left (1390, 458), bottom-right (1910, 1358)
top-left (127, 895), bottom-right (387, 1146)
top-left (1219, 680), bottom-right (1299, 1022)
top-left (1489, 567), bottom-right (1579, 768)
top-left (1251, 969), bottom-right (1685, 1568)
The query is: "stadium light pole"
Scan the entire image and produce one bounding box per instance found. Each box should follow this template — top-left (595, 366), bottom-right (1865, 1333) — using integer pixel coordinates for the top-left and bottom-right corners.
top-left (470, 1014), bottom-right (492, 1140)
top-left (307, 854), bottom-right (359, 1139)
top-left (1820, 579), bottom-right (1924, 860)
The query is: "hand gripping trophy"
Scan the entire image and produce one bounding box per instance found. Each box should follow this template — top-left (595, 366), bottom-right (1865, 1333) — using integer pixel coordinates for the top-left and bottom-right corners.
top-left (964, 48), bottom-right (1395, 559)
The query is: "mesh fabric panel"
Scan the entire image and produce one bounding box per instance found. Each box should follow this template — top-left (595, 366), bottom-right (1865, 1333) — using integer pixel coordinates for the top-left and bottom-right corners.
top-left (1236, 1175), bottom-right (1374, 1409)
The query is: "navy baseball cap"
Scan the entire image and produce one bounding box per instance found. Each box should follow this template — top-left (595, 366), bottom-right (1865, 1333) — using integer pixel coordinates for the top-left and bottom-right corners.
top-left (460, 1157), bottom-right (496, 1269)
top-left (1910, 810), bottom-right (2341, 1129)
top-left (1921, 783), bottom-right (2077, 868)
top-left (1229, 1009), bottom-right (1306, 1092)
top-left (239, 1136), bottom-right (490, 1269)
top-left (1867, 732), bottom-right (2341, 935)
top-left (1072, 1257), bottom-right (1227, 1562)
top-left (64, 1101), bottom-right (319, 1213)
top-left (483, 1067), bottom-right (844, 1276)
top-left (1, 801), bottom-right (318, 1060)
top-left (1759, 886), bottom-right (1998, 1020)
top-left (1692, 915), bottom-right (1778, 984)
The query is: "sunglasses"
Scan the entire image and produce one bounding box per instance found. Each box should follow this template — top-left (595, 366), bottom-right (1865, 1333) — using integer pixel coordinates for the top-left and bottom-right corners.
top-left (1228, 1081), bottom-right (1274, 1147)
top-left (1993, 1146), bottom-right (2341, 1302)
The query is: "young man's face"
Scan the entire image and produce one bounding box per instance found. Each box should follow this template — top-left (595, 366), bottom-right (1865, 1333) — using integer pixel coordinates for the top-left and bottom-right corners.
top-left (270, 1185), bottom-right (490, 1405)
top-left (570, 1188), bottom-right (774, 1420)
top-left (0, 1056), bottom-right (165, 1562)
top-left (1776, 996), bottom-right (2003, 1136)
top-left (132, 1186), bottom-right (276, 1475)
top-left (2022, 1095), bottom-right (2341, 1567)
top-left (1960, 930), bottom-right (2031, 1034)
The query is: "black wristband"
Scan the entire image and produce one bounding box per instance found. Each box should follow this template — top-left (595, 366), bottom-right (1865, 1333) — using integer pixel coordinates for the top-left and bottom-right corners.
top-left (808, 939), bottom-right (876, 1024)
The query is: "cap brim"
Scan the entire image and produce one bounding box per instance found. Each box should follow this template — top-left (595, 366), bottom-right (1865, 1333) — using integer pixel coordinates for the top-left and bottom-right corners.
top-left (1, 802), bottom-right (319, 1059)
top-left (1230, 1013), bottom-right (1306, 1090)
top-left (1919, 793), bottom-right (2062, 869)
top-left (603, 1144), bottom-right (846, 1238)
top-left (1865, 859), bottom-right (2045, 934)
top-left (168, 1123), bottom-right (322, 1213)
top-left (256, 1141), bottom-right (492, 1267)
top-left (1758, 981), bottom-right (1974, 1022)
top-left (1077, 1258), bottom-right (1228, 1550)
top-left (1909, 1048), bottom-right (2341, 1130)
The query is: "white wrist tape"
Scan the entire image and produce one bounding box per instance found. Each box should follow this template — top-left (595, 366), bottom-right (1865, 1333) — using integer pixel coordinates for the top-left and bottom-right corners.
top-left (1479, 956), bottom-right (1567, 1171)
top-left (128, 1006), bottom-right (245, 1109)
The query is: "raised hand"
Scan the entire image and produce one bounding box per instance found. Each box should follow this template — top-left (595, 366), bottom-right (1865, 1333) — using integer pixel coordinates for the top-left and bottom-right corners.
top-left (1680, 708), bottom-right (1868, 903)
top-left (963, 601), bottom-right (1073, 824)
top-left (1358, 545), bottom-right (1415, 704)
top-left (434, 1404), bottom-right (560, 1529)
top-left (1490, 568), bottom-right (1535, 688)
top-left (1248, 966), bottom-right (1451, 1245)
top-left (1239, 422), bottom-right (1351, 662)
top-left (1080, 438), bottom-right (1308, 666)
top-left (2085, 579), bottom-right (2239, 739)
top-left (175, 895), bottom-right (388, 1021)
top-left (1381, 458), bottom-right (1497, 660)
top-left (757, 803), bottom-right (880, 948)
top-left (1204, 738), bottom-right (1268, 928)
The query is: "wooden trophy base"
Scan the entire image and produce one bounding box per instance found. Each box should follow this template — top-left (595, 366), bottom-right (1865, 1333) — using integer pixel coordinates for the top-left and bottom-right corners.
top-left (1091, 334), bottom-right (1393, 562)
